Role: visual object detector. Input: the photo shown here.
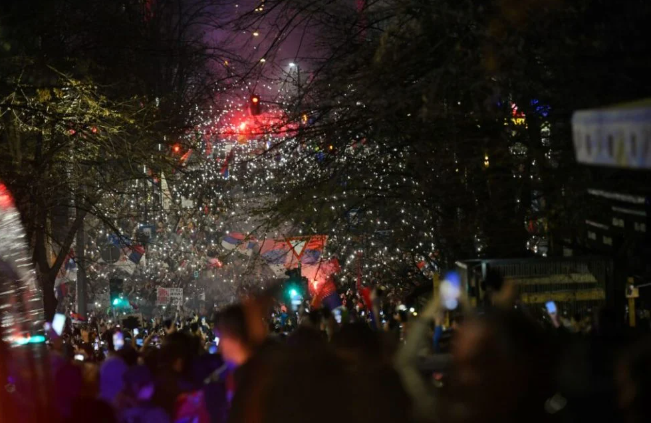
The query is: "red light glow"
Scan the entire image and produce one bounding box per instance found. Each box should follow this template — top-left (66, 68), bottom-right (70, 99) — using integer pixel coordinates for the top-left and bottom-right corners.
top-left (0, 183), bottom-right (15, 209)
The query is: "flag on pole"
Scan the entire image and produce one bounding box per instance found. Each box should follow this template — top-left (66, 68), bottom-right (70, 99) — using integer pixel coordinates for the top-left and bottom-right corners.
top-left (311, 278), bottom-right (341, 310)
top-left (54, 278), bottom-right (68, 301)
top-left (128, 244), bottom-right (145, 264)
top-left (303, 258), bottom-right (341, 296)
top-left (257, 235), bottom-right (329, 279)
top-left (220, 150), bottom-right (235, 178)
top-left (221, 232), bottom-right (245, 250)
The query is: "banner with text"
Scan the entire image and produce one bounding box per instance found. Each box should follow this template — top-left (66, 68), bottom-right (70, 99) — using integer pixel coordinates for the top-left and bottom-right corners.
top-left (157, 287), bottom-right (184, 306)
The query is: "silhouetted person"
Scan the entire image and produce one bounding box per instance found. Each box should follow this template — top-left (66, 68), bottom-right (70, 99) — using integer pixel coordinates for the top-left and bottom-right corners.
top-left (441, 310), bottom-right (554, 423)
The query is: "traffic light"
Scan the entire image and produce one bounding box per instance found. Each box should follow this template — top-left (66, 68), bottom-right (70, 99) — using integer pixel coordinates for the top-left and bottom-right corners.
top-left (285, 268), bottom-right (301, 280)
top-left (249, 95), bottom-right (261, 116)
top-left (284, 268), bottom-right (307, 302)
top-left (109, 278), bottom-right (124, 307)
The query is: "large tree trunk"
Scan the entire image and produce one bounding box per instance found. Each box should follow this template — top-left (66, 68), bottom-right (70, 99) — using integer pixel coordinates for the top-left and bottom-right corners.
top-left (33, 237), bottom-right (57, 321)
top-left (33, 209), bottom-right (86, 321)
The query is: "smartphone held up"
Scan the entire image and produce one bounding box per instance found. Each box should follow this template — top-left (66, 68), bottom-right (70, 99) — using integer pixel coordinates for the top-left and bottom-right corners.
top-left (52, 313), bottom-right (66, 336)
top-left (440, 271), bottom-right (462, 310)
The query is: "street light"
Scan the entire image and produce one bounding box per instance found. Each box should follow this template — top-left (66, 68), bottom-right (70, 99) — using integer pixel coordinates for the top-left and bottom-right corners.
top-left (289, 62), bottom-right (296, 68)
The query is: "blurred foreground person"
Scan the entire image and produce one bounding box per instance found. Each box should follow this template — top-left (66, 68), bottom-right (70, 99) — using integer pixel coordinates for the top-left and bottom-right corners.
top-left (251, 336), bottom-right (355, 423)
top-left (214, 304), bottom-right (256, 368)
top-left (155, 331), bottom-right (210, 422)
top-left (68, 397), bottom-right (116, 423)
top-left (481, 269), bottom-right (517, 311)
top-left (116, 365), bottom-right (170, 423)
top-left (395, 299), bottom-right (451, 422)
top-left (99, 330), bottom-right (129, 406)
top-left (214, 303), bottom-right (282, 423)
top-left (616, 336), bottom-right (651, 423)
top-left (333, 323), bottom-right (412, 423)
top-left (441, 310), bottom-right (554, 423)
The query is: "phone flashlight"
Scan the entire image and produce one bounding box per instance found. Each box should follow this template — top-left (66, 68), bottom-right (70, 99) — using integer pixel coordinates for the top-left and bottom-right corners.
top-left (52, 313), bottom-right (66, 336)
top-left (113, 331), bottom-right (125, 351)
top-left (208, 343), bottom-right (218, 354)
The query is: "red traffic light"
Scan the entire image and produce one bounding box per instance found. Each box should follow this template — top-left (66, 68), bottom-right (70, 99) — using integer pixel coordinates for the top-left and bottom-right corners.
top-left (250, 95), bottom-right (261, 116)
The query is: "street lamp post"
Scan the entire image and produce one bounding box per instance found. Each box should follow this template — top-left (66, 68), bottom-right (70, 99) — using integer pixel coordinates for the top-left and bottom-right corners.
top-left (289, 62), bottom-right (301, 104)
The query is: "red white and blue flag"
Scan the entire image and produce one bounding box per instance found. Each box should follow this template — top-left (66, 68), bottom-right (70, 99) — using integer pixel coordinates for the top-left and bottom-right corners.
top-left (128, 244), bottom-right (145, 264)
top-left (221, 232), bottom-right (245, 250)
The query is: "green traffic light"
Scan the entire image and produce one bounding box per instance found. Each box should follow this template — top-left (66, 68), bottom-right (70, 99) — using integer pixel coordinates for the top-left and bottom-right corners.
top-left (290, 289), bottom-right (298, 297)
top-left (113, 298), bottom-right (119, 305)
top-left (29, 335), bottom-right (46, 343)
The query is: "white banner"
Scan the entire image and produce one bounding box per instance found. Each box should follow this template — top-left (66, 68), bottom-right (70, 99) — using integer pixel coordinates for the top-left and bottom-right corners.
top-left (156, 287), bottom-right (184, 306)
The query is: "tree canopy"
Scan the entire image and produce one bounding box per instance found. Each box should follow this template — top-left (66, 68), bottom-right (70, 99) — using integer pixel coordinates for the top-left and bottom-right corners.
top-left (228, 0), bottom-right (651, 287)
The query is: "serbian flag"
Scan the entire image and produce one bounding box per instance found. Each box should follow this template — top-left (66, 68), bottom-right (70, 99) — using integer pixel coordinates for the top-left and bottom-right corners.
top-left (259, 239), bottom-right (291, 265)
top-left (306, 258), bottom-right (342, 310)
top-left (237, 239), bottom-right (257, 256)
top-left (258, 236), bottom-right (329, 278)
top-left (311, 278), bottom-right (341, 310)
top-left (220, 150), bottom-right (235, 177)
top-left (285, 236), bottom-right (327, 268)
top-left (54, 278), bottom-right (68, 300)
top-left (70, 312), bottom-right (86, 321)
top-left (57, 249), bottom-right (76, 279)
top-left (128, 244), bottom-right (145, 264)
top-left (301, 248), bottom-right (321, 265)
top-left (304, 258), bottom-right (341, 296)
top-left (258, 239), bottom-right (292, 277)
top-left (221, 232), bottom-right (245, 250)
top-left (64, 249), bottom-right (76, 271)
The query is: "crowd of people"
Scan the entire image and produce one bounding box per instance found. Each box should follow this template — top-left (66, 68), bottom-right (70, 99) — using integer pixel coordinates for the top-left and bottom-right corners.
top-left (57, 207), bottom-right (255, 319)
top-left (12, 271), bottom-right (648, 423)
